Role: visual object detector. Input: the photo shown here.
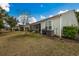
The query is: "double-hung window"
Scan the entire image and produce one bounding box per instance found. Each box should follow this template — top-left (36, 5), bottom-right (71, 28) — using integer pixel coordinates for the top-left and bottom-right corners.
top-left (46, 20), bottom-right (52, 30)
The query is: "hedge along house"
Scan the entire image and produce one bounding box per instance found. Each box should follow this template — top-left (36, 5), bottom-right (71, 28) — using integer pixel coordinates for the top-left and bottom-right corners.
top-left (30, 10), bottom-right (78, 38)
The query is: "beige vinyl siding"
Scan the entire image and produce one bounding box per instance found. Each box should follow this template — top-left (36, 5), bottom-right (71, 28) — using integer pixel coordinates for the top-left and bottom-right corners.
top-left (61, 11), bottom-right (78, 27)
top-left (50, 16), bottom-right (60, 36)
top-left (40, 10), bottom-right (78, 37)
top-left (40, 21), bottom-right (46, 33)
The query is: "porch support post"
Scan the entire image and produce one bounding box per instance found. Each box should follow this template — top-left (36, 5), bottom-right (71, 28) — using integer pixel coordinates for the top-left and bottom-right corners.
top-left (59, 14), bottom-right (62, 38)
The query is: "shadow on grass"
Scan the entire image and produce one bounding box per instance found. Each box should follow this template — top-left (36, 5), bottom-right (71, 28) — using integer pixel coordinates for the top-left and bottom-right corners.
top-left (0, 32), bottom-right (10, 37)
top-left (7, 32), bottom-right (44, 41)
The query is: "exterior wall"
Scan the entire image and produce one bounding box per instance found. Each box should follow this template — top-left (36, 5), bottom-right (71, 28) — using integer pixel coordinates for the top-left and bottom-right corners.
top-left (49, 16), bottom-right (61, 36)
top-left (40, 10), bottom-right (78, 37)
top-left (61, 11), bottom-right (78, 27)
top-left (40, 16), bottom-right (61, 36)
top-left (30, 25), bottom-right (36, 31)
top-left (30, 23), bottom-right (41, 33)
top-left (61, 11), bottom-right (78, 36)
top-left (40, 21), bottom-right (46, 33)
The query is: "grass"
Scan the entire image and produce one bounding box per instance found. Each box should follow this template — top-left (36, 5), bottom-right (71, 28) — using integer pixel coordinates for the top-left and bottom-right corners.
top-left (0, 31), bottom-right (79, 55)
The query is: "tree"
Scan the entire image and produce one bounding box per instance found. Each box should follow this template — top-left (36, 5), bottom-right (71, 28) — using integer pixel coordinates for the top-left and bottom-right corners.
top-left (7, 16), bottom-right (17, 28)
top-left (0, 7), bottom-right (7, 18)
top-left (0, 19), bottom-right (4, 29)
top-left (0, 7), bottom-right (16, 31)
top-left (75, 12), bottom-right (79, 24)
top-left (0, 7), bottom-right (5, 30)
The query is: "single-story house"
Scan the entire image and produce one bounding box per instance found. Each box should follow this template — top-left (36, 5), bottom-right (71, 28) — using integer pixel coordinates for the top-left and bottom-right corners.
top-left (30, 10), bottom-right (78, 37)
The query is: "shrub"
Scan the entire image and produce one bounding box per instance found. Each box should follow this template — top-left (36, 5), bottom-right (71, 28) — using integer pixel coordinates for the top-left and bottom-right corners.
top-left (78, 28), bottom-right (79, 34)
top-left (0, 19), bottom-right (4, 29)
top-left (63, 26), bottom-right (78, 39)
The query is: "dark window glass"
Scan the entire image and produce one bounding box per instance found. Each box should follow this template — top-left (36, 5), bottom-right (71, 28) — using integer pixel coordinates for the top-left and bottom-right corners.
top-left (49, 26), bottom-right (52, 30)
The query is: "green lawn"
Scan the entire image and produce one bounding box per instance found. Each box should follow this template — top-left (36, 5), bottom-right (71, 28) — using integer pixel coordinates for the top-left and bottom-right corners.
top-left (0, 31), bottom-right (79, 56)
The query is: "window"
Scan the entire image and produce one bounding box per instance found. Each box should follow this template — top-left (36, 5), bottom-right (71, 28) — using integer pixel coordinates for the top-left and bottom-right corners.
top-left (49, 26), bottom-right (52, 30)
top-left (46, 20), bottom-right (52, 30)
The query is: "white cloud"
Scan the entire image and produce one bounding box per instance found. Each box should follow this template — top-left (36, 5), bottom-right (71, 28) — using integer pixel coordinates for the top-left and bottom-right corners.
top-left (49, 15), bottom-right (53, 17)
top-left (29, 17), bottom-right (37, 24)
top-left (76, 9), bottom-right (79, 12)
top-left (40, 15), bottom-right (46, 20)
top-left (0, 3), bottom-right (10, 12)
top-left (58, 10), bottom-right (69, 14)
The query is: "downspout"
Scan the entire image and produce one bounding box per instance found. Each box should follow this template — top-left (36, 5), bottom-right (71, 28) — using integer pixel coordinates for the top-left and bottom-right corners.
top-left (59, 14), bottom-right (62, 38)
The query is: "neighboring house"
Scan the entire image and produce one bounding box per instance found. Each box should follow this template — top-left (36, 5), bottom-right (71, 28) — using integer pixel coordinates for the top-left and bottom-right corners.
top-left (30, 10), bottom-right (78, 37)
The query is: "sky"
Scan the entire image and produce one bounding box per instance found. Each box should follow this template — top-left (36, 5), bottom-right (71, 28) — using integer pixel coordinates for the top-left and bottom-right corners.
top-left (1, 3), bottom-right (79, 23)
